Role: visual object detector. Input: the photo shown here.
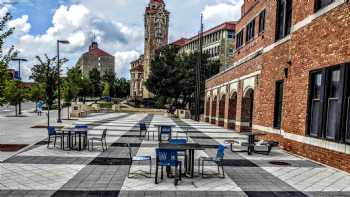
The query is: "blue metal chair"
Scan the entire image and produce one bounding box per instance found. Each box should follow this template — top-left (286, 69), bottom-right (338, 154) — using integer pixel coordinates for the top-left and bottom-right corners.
top-left (198, 144), bottom-right (225, 178)
top-left (139, 122), bottom-right (154, 140)
top-left (127, 143), bottom-right (152, 178)
top-left (159, 126), bottom-right (172, 142)
top-left (47, 127), bottom-right (64, 149)
top-left (169, 139), bottom-right (188, 172)
top-left (155, 149), bottom-right (182, 185)
top-left (88, 129), bottom-right (108, 152)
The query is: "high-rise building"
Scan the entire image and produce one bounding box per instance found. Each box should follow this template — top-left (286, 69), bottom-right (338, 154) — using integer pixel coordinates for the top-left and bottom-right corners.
top-left (76, 41), bottom-right (115, 78)
top-left (142, 0), bottom-right (169, 98)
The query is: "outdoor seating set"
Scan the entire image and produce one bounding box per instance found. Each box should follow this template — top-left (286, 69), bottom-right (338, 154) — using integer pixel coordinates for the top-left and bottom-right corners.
top-left (224, 131), bottom-right (279, 155)
top-left (129, 123), bottom-right (226, 186)
top-left (47, 125), bottom-right (107, 152)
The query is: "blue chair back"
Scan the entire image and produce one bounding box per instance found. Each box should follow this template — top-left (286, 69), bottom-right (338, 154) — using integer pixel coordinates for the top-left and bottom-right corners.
top-left (156, 149), bottom-right (178, 166)
top-left (75, 124), bottom-right (88, 129)
top-left (140, 123), bottom-right (147, 131)
top-left (48, 126), bottom-right (56, 136)
top-left (169, 139), bottom-right (187, 145)
top-left (216, 144), bottom-right (225, 161)
top-left (160, 126), bottom-right (172, 134)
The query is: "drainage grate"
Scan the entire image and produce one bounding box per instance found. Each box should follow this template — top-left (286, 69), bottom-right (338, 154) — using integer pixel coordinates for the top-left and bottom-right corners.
top-left (269, 161), bottom-right (291, 166)
top-left (0, 144), bottom-right (28, 152)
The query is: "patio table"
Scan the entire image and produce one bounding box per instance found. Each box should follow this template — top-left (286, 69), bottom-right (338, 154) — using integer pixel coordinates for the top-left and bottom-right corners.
top-left (240, 131), bottom-right (266, 155)
top-left (153, 124), bottom-right (176, 141)
top-left (61, 128), bottom-right (88, 151)
top-left (158, 143), bottom-right (203, 178)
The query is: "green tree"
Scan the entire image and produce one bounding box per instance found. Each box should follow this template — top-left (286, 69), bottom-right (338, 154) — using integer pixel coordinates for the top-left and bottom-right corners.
top-left (103, 71), bottom-right (116, 97)
top-left (27, 83), bottom-right (45, 111)
top-left (4, 80), bottom-right (25, 116)
top-left (115, 77), bottom-right (130, 98)
top-left (89, 68), bottom-right (101, 98)
top-left (0, 12), bottom-right (18, 106)
top-left (79, 77), bottom-right (92, 103)
top-left (145, 46), bottom-right (220, 110)
top-left (63, 80), bottom-right (78, 119)
top-left (145, 45), bottom-right (180, 105)
top-left (102, 81), bottom-right (110, 97)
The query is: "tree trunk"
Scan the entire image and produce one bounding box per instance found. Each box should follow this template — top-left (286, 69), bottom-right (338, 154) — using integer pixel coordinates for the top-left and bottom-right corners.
top-left (67, 105), bottom-right (70, 120)
top-left (15, 104), bottom-right (18, 117)
top-left (47, 105), bottom-right (50, 128)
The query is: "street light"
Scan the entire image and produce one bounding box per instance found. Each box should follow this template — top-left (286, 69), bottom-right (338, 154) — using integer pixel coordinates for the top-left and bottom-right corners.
top-left (11, 57), bottom-right (28, 115)
top-left (57, 40), bottom-right (70, 123)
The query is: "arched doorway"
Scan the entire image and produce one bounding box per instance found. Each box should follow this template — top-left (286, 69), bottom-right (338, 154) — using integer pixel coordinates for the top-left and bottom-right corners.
top-left (205, 99), bottom-right (210, 122)
top-left (228, 92), bottom-right (237, 130)
top-left (211, 96), bottom-right (217, 124)
top-left (241, 88), bottom-right (254, 132)
top-left (218, 94), bottom-right (226, 127)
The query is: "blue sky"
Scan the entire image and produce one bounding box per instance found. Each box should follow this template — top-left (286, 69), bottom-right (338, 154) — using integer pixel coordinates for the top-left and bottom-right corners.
top-left (1, 0), bottom-right (243, 81)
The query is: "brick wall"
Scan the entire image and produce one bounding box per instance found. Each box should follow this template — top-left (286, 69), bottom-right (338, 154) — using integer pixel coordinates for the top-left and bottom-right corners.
top-left (205, 1), bottom-right (350, 171)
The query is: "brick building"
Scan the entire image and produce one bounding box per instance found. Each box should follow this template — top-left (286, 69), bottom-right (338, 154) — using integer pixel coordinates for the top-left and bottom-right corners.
top-left (130, 55), bottom-right (144, 98)
top-left (179, 22), bottom-right (236, 71)
top-left (76, 41), bottom-right (115, 78)
top-left (205, 0), bottom-right (350, 172)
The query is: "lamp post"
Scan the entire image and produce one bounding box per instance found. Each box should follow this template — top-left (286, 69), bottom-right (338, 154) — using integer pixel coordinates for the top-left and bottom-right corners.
top-left (57, 40), bottom-right (70, 123)
top-left (194, 14), bottom-right (204, 121)
top-left (11, 58), bottom-right (27, 115)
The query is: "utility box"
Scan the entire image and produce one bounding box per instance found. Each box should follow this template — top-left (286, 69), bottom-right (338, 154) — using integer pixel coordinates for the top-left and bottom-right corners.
top-left (176, 109), bottom-right (191, 119)
top-left (70, 104), bottom-right (88, 118)
top-left (112, 104), bottom-right (121, 112)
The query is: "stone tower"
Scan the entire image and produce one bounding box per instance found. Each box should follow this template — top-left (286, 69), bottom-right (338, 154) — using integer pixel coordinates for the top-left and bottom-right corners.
top-left (143, 0), bottom-right (169, 98)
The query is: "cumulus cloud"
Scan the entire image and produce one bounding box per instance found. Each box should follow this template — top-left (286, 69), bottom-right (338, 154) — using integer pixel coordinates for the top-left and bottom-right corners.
top-left (8, 15), bottom-right (31, 34)
top-left (114, 50), bottom-right (140, 78)
top-left (202, 0), bottom-right (243, 24)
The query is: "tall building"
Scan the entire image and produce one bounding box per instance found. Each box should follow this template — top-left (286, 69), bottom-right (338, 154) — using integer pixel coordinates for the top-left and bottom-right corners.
top-left (76, 41), bottom-right (115, 78)
top-left (178, 22), bottom-right (236, 71)
top-left (130, 55), bottom-right (144, 98)
top-left (143, 0), bottom-right (169, 98)
top-left (205, 0), bottom-right (350, 173)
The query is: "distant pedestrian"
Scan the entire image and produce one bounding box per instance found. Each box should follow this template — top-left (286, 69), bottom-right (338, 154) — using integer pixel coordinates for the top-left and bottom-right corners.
top-left (37, 100), bottom-right (44, 116)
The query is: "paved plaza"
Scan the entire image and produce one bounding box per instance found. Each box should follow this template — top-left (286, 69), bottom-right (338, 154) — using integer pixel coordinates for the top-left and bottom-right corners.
top-left (1, 112), bottom-right (350, 196)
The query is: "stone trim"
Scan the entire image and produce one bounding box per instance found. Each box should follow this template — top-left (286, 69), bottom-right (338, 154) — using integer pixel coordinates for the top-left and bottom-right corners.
top-left (206, 70), bottom-right (261, 91)
top-left (291, 0), bottom-right (347, 33)
top-left (253, 124), bottom-right (350, 155)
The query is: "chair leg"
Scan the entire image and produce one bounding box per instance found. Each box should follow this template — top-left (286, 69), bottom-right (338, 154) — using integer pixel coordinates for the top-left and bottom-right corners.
top-left (174, 164), bottom-right (178, 185)
top-left (87, 139), bottom-right (90, 151)
top-left (104, 139), bottom-right (108, 150)
top-left (161, 166), bottom-right (164, 180)
top-left (179, 163), bottom-right (182, 181)
top-left (201, 160), bottom-right (204, 177)
top-left (127, 160), bottom-right (133, 178)
top-left (54, 136), bottom-right (57, 148)
top-left (149, 159), bottom-right (152, 177)
top-left (91, 139), bottom-right (94, 151)
top-left (197, 158), bottom-right (201, 175)
top-left (155, 163), bottom-right (158, 184)
top-left (101, 140), bottom-right (104, 152)
top-left (47, 136), bottom-right (51, 148)
top-left (221, 162), bottom-right (225, 178)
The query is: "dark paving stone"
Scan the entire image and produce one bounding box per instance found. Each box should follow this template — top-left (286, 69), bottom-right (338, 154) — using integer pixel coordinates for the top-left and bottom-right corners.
top-left (0, 144), bottom-right (28, 152)
top-left (89, 157), bottom-right (131, 165)
top-left (52, 190), bottom-right (119, 197)
top-left (110, 143), bottom-right (141, 147)
top-left (223, 159), bottom-right (259, 167)
top-left (244, 191), bottom-right (308, 197)
top-left (4, 156), bottom-right (93, 165)
top-left (253, 160), bottom-right (323, 168)
top-left (305, 192), bottom-right (350, 197)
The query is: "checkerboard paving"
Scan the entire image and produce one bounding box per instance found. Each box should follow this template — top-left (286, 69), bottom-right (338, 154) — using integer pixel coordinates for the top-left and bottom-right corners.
top-left (1, 113), bottom-right (350, 197)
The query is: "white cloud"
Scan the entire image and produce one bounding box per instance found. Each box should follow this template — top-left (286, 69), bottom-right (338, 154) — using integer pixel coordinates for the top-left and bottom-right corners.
top-left (8, 15), bottom-right (31, 34)
top-left (202, 1), bottom-right (242, 24)
top-left (0, 6), bottom-right (9, 17)
top-left (114, 50), bottom-right (140, 78)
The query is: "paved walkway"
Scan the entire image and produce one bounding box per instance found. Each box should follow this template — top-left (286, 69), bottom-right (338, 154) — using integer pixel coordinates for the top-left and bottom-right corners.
top-left (1, 113), bottom-right (350, 197)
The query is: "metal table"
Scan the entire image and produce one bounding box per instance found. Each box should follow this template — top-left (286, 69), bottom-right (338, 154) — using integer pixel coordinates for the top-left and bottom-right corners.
top-left (158, 143), bottom-right (203, 178)
top-left (62, 128), bottom-right (88, 151)
top-left (240, 131), bottom-right (266, 155)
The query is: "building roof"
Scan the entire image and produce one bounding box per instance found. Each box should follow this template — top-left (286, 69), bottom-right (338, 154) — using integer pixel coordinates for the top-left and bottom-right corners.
top-left (186, 21), bottom-right (237, 44)
top-left (151, 0), bottom-right (164, 4)
top-left (85, 41), bottom-right (113, 57)
top-left (172, 38), bottom-right (189, 47)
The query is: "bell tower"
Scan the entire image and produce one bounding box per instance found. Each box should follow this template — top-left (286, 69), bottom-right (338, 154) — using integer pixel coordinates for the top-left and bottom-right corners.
top-left (143, 0), bottom-right (169, 98)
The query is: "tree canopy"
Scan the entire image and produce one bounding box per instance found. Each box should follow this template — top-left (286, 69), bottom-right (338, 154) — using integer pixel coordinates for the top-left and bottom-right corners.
top-left (0, 12), bottom-right (18, 106)
top-left (145, 45), bottom-right (220, 110)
